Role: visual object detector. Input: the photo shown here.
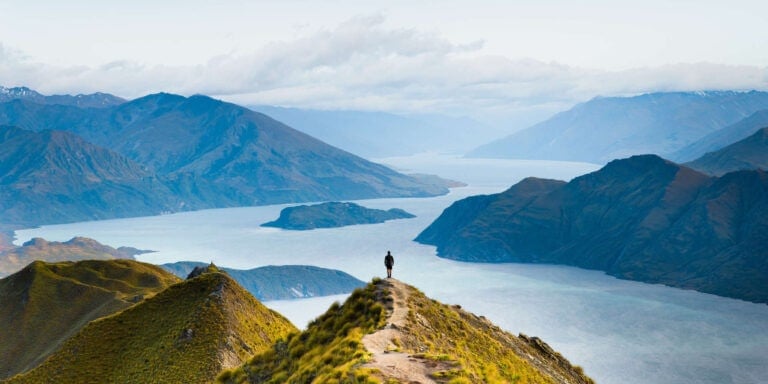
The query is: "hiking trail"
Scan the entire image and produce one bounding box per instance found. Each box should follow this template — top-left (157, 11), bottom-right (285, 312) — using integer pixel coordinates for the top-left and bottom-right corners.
top-left (361, 278), bottom-right (450, 384)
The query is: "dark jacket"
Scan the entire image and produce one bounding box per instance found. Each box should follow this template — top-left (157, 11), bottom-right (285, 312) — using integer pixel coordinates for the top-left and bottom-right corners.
top-left (384, 254), bottom-right (394, 268)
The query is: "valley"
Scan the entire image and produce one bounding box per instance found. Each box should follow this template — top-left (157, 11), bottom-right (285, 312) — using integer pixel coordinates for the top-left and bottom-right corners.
top-left (15, 155), bottom-right (768, 384)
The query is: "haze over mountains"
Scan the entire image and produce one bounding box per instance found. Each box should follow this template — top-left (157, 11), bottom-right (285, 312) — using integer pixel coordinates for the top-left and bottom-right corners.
top-left (469, 91), bottom-right (768, 164)
top-left (252, 105), bottom-right (502, 157)
top-left (686, 127), bottom-right (768, 176)
top-left (0, 87), bottom-right (448, 227)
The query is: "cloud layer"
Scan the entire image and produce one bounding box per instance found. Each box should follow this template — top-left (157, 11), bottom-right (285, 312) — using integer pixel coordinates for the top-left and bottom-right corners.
top-left (1, 15), bottom-right (767, 123)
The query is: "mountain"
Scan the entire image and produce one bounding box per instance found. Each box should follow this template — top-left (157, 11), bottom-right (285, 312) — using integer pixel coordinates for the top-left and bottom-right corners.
top-left (0, 236), bottom-right (151, 277)
top-left (220, 278), bottom-right (593, 384)
top-left (161, 261), bottom-right (365, 300)
top-left (469, 91), bottom-right (768, 163)
top-left (0, 125), bottom-right (186, 226)
top-left (250, 105), bottom-right (502, 157)
top-left (417, 155), bottom-right (768, 303)
top-left (0, 92), bottom-right (448, 221)
top-left (0, 86), bottom-right (125, 108)
top-left (0, 259), bottom-right (179, 379)
top-left (686, 127), bottom-right (768, 176)
top-left (8, 265), bottom-right (296, 384)
top-left (672, 109), bottom-right (768, 162)
top-left (261, 201), bottom-right (415, 230)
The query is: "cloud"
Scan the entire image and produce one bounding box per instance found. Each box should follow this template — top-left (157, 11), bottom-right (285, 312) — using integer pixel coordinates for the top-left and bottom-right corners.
top-left (0, 15), bottom-right (767, 123)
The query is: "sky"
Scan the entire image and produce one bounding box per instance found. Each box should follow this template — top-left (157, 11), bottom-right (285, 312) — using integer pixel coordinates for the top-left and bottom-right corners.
top-left (1, 0), bottom-right (767, 127)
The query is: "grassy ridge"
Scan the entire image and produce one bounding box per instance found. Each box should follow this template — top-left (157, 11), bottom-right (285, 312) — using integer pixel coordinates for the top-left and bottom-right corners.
top-left (0, 259), bottom-right (178, 379)
top-left (8, 268), bottom-right (296, 384)
top-left (221, 279), bottom-right (592, 384)
top-left (219, 280), bottom-right (387, 383)
top-left (400, 284), bottom-right (593, 384)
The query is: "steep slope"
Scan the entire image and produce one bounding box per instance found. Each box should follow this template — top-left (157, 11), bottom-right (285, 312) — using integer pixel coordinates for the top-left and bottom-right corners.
top-left (469, 91), bottom-right (768, 163)
top-left (672, 109), bottom-right (768, 161)
top-left (220, 278), bottom-right (592, 384)
top-left (0, 86), bottom-right (125, 108)
top-left (417, 155), bottom-right (768, 303)
top-left (8, 267), bottom-right (296, 384)
top-left (0, 126), bottom-right (185, 226)
top-left (685, 127), bottom-right (768, 175)
top-left (161, 262), bottom-right (365, 300)
top-left (261, 201), bottom-right (415, 230)
top-left (0, 259), bottom-right (179, 379)
top-left (0, 92), bottom-right (447, 214)
top-left (0, 236), bottom-right (150, 277)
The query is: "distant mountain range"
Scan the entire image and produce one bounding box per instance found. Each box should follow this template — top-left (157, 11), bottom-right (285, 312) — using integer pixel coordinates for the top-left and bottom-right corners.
top-left (469, 91), bottom-right (768, 163)
top-left (261, 201), bottom-right (415, 230)
top-left (0, 236), bottom-right (150, 277)
top-left (0, 87), bottom-right (448, 226)
top-left (672, 109), bottom-right (768, 162)
top-left (250, 105), bottom-right (502, 158)
top-left (0, 86), bottom-right (125, 108)
top-left (0, 126), bottom-right (185, 226)
top-left (417, 155), bottom-right (768, 303)
top-left (161, 261), bottom-right (364, 300)
top-left (686, 127), bottom-right (768, 176)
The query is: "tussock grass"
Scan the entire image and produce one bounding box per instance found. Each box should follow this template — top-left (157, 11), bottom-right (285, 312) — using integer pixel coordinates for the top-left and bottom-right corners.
top-left (218, 280), bottom-right (387, 383)
top-left (0, 259), bottom-right (179, 379)
top-left (8, 269), bottom-right (295, 384)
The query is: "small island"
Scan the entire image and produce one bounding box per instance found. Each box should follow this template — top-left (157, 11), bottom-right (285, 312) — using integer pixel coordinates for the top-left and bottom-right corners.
top-left (261, 201), bottom-right (415, 230)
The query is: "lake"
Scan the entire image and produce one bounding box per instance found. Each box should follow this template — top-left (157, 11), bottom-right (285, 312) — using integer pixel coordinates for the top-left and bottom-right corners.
top-left (15, 155), bottom-right (768, 384)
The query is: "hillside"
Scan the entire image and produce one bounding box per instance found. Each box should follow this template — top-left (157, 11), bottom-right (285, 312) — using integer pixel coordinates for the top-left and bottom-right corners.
top-left (0, 91), bottom-right (448, 215)
top-left (161, 262), bottom-right (365, 300)
top-left (686, 127), bottom-right (768, 176)
top-left (0, 259), bottom-right (179, 379)
top-left (0, 125), bottom-right (186, 226)
top-left (469, 91), bottom-right (768, 163)
top-left (8, 266), bottom-right (296, 384)
top-left (261, 201), bottom-right (415, 230)
top-left (0, 236), bottom-right (151, 277)
top-left (417, 155), bottom-right (768, 303)
top-left (672, 109), bottom-right (768, 162)
top-left (220, 278), bottom-right (592, 384)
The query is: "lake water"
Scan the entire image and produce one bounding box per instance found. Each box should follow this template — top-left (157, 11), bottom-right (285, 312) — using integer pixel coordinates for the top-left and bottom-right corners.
top-left (15, 155), bottom-right (768, 384)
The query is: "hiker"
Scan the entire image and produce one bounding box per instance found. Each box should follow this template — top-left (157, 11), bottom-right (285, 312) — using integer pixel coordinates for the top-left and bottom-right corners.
top-left (384, 250), bottom-right (394, 278)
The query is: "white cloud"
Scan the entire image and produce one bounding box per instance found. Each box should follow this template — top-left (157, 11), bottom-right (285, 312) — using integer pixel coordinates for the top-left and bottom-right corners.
top-left (0, 15), bottom-right (767, 124)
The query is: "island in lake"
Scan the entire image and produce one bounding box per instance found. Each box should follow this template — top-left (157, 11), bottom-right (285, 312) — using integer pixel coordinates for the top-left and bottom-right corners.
top-left (262, 201), bottom-right (415, 230)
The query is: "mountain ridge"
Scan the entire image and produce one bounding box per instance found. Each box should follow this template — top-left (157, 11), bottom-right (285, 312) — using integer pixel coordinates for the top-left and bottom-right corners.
top-left (7, 267), bottom-right (296, 384)
top-left (417, 155), bottom-right (768, 303)
top-left (469, 91), bottom-right (768, 163)
top-left (0, 259), bottom-right (179, 379)
top-left (0, 89), bottom-right (447, 227)
top-left (161, 261), bottom-right (365, 300)
top-left (685, 127), bottom-right (768, 176)
top-left (220, 278), bottom-right (593, 383)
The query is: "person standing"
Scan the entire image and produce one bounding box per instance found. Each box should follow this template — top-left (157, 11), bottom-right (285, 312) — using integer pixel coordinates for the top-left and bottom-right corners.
top-left (384, 250), bottom-right (394, 278)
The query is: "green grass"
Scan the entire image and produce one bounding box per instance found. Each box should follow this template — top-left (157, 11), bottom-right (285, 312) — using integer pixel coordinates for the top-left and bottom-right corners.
top-left (398, 285), bottom-right (593, 384)
top-left (0, 259), bottom-right (179, 379)
top-left (218, 279), bottom-right (388, 384)
top-left (8, 269), bottom-right (295, 384)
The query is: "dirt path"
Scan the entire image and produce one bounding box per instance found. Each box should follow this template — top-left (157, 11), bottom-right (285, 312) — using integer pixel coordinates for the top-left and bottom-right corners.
top-left (361, 279), bottom-right (441, 384)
